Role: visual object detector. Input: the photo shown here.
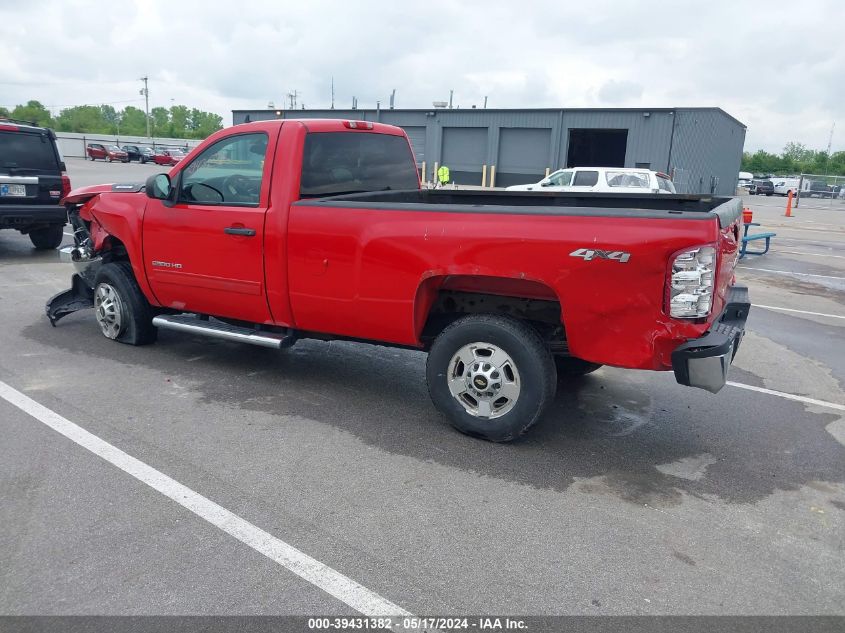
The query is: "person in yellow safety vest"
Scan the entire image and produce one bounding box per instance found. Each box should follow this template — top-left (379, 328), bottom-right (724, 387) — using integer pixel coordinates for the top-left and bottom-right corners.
top-left (436, 165), bottom-right (450, 188)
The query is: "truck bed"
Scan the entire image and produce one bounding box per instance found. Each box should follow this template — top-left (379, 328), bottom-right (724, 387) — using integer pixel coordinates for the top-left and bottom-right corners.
top-left (298, 190), bottom-right (742, 227)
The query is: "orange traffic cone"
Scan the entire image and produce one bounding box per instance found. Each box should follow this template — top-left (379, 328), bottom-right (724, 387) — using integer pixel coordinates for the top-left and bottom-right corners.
top-left (785, 190), bottom-right (793, 217)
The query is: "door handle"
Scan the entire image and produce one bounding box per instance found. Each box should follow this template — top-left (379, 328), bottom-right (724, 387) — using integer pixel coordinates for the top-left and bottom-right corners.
top-left (224, 226), bottom-right (256, 236)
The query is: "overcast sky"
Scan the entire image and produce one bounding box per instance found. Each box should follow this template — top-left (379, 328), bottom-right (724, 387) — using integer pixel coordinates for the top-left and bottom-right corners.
top-left (1, 0), bottom-right (842, 153)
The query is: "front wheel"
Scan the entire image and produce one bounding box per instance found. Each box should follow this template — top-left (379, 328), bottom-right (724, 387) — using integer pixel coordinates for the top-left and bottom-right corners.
top-left (93, 262), bottom-right (157, 345)
top-left (426, 315), bottom-right (556, 442)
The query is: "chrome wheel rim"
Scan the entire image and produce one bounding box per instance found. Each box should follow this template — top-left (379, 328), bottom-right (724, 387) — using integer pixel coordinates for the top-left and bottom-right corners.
top-left (94, 283), bottom-right (123, 339)
top-left (447, 342), bottom-right (521, 419)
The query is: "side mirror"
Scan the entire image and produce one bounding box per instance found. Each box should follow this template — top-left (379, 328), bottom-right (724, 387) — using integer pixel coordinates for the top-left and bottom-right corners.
top-left (540, 180), bottom-right (551, 187)
top-left (146, 173), bottom-right (172, 200)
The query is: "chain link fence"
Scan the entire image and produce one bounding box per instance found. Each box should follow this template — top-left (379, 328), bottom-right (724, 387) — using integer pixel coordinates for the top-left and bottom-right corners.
top-left (795, 173), bottom-right (845, 210)
top-left (670, 167), bottom-right (692, 194)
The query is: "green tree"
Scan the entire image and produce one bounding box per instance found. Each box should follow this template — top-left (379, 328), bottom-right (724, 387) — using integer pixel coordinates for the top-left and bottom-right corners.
top-left (10, 100), bottom-right (53, 126)
top-left (119, 106), bottom-right (148, 136)
top-left (169, 105), bottom-right (190, 137)
top-left (99, 105), bottom-right (120, 134)
top-left (782, 142), bottom-right (812, 164)
top-left (55, 105), bottom-right (107, 133)
top-left (189, 108), bottom-right (223, 139)
top-left (7, 97), bottom-right (222, 140)
top-left (151, 107), bottom-right (169, 137)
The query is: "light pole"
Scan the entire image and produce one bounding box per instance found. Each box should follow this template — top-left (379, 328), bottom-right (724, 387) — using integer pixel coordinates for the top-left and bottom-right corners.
top-left (140, 76), bottom-right (150, 137)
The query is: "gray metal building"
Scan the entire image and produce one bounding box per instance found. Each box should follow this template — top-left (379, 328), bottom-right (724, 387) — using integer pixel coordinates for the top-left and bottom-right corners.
top-left (231, 107), bottom-right (746, 196)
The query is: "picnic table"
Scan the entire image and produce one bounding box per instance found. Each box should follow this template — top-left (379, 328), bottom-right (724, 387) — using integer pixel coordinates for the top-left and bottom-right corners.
top-left (740, 221), bottom-right (776, 259)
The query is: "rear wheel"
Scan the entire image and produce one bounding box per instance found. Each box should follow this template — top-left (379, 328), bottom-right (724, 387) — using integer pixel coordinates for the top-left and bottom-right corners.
top-left (29, 225), bottom-right (63, 250)
top-left (554, 355), bottom-right (602, 376)
top-left (426, 314), bottom-right (556, 442)
top-left (93, 262), bottom-right (157, 345)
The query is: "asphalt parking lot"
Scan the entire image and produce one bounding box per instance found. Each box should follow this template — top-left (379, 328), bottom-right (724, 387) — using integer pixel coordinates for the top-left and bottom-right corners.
top-left (1, 160), bottom-right (843, 622)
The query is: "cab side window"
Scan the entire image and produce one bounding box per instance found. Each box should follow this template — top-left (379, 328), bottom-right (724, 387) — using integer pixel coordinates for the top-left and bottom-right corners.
top-left (179, 133), bottom-right (268, 206)
top-left (572, 170), bottom-right (599, 186)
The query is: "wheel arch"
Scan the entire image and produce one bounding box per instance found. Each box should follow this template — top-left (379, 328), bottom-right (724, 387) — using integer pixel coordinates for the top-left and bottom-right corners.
top-left (414, 274), bottom-right (566, 350)
top-left (79, 195), bottom-right (159, 307)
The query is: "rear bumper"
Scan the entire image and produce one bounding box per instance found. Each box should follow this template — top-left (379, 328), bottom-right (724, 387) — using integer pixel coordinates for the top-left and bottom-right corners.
top-left (671, 285), bottom-right (750, 394)
top-left (0, 204), bottom-right (67, 228)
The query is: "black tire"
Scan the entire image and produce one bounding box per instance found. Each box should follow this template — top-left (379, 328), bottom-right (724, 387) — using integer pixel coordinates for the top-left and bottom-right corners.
top-left (93, 261), bottom-right (157, 345)
top-left (426, 314), bottom-right (556, 442)
top-left (29, 225), bottom-right (63, 250)
top-left (554, 355), bottom-right (602, 376)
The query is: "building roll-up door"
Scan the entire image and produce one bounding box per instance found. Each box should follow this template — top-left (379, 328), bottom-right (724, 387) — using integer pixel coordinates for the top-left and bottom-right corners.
top-left (402, 126), bottom-right (426, 165)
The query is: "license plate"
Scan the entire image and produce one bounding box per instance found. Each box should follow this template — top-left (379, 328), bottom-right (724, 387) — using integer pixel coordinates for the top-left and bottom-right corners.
top-left (0, 184), bottom-right (26, 197)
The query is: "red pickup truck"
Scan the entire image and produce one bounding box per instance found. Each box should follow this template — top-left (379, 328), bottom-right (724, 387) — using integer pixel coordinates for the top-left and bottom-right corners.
top-left (47, 119), bottom-right (749, 442)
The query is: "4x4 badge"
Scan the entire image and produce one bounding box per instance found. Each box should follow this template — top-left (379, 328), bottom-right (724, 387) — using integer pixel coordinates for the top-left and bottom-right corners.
top-left (569, 248), bottom-right (631, 263)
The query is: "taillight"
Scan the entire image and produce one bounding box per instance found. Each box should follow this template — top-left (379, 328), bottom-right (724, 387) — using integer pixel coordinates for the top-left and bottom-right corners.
top-left (667, 245), bottom-right (716, 319)
top-left (0, 123), bottom-right (19, 131)
top-left (343, 120), bottom-right (374, 130)
top-left (60, 173), bottom-right (71, 200)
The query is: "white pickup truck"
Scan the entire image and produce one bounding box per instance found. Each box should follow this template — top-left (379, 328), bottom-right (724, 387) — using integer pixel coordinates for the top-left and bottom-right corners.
top-left (772, 178), bottom-right (800, 197)
top-left (506, 167), bottom-right (677, 194)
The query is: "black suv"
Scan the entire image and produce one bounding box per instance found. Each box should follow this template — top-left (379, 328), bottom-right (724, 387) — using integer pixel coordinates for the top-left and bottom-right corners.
top-left (121, 145), bottom-right (146, 162)
top-left (751, 179), bottom-right (774, 196)
top-left (0, 119), bottom-right (69, 249)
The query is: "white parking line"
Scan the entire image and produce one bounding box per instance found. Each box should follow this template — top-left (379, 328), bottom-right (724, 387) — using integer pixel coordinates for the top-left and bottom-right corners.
top-left (754, 305), bottom-right (845, 320)
top-left (727, 381), bottom-right (845, 412)
top-left (741, 267), bottom-right (845, 281)
top-left (0, 380), bottom-right (411, 617)
top-left (63, 232), bottom-right (74, 237)
top-left (777, 250), bottom-right (845, 260)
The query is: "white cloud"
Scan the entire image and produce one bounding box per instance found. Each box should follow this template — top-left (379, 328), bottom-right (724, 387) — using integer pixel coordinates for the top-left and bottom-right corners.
top-left (1, 0), bottom-right (842, 152)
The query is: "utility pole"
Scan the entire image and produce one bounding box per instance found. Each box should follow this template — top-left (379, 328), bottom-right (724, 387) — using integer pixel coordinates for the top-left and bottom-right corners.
top-left (826, 121), bottom-right (835, 173)
top-left (483, 95), bottom-right (488, 109)
top-left (331, 77), bottom-right (335, 110)
top-left (287, 90), bottom-right (298, 110)
top-left (389, 89), bottom-right (396, 109)
top-left (827, 122), bottom-right (836, 153)
top-left (449, 89), bottom-right (453, 109)
top-left (140, 76), bottom-right (150, 137)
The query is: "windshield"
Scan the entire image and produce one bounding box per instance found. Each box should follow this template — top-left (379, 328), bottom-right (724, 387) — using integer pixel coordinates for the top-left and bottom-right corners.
top-left (109, 146), bottom-right (121, 151)
top-left (300, 132), bottom-right (419, 196)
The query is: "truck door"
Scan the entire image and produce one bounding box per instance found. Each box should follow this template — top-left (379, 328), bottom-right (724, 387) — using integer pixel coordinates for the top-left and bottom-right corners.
top-left (143, 129), bottom-right (278, 324)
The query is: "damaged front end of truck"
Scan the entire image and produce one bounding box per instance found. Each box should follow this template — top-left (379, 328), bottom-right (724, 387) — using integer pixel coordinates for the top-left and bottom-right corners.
top-left (46, 183), bottom-right (143, 326)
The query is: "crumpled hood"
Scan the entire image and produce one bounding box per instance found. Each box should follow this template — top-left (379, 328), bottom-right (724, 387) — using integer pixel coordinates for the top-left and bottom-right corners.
top-left (62, 182), bottom-right (145, 204)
